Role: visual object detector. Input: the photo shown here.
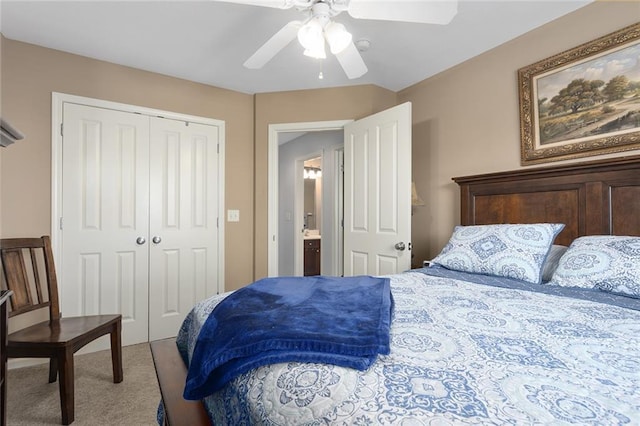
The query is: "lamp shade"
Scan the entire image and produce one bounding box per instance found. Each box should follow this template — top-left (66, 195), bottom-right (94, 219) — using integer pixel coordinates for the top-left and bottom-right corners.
top-left (411, 182), bottom-right (425, 206)
top-left (297, 19), bottom-right (324, 51)
top-left (324, 21), bottom-right (352, 54)
top-left (303, 44), bottom-right (326, 59)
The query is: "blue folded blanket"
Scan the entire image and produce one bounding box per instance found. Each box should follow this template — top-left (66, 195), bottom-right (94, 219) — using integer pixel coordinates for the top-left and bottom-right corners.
top-left (183, 275), bottom-right (393, 400)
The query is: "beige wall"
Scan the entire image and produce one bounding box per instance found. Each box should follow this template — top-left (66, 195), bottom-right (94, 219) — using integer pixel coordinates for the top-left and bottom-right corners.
top-left (0, 37), bottom-right (255, 291)
top-left (2, 0), bottom-right (639, 293)
top-left (0, 37), bottom-right (398, 291)
top-left (253, 86), bottom-right (398, 278)
top-left (399, 1), bottom-right (640, 266)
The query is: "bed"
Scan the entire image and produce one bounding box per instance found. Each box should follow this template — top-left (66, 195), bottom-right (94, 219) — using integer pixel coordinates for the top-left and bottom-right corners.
top-left (151, 154), bottom-right (640, 425)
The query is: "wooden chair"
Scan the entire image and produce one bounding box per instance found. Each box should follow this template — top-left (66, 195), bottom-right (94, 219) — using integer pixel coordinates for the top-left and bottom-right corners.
top-left (0, 236), bottom-right (123, 425)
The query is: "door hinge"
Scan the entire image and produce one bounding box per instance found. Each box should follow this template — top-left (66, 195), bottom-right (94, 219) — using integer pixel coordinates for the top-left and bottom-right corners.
top-left (217, 217), bottom-right (219, 228)
top-left (217, 143), bottom-right (220, 154)
top-left (60, 123), bottom-right (63, 137)
top-left (59, 217), bottom-right (63, 230)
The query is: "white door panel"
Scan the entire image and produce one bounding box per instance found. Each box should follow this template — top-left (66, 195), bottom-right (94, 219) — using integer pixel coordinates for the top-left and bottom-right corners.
top-left (344, 102), bottom-right (412, 276)
top-left (148, 118), bottom-right (220, 341)
top-left (61, 103), bottom-right (150, 345)
top-left (61, 103), bottom-right (222, 346)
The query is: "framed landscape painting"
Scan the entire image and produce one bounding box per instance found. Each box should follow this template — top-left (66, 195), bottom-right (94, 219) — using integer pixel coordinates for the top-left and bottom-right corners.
top-left (518, 22), bottom-right (640, 165)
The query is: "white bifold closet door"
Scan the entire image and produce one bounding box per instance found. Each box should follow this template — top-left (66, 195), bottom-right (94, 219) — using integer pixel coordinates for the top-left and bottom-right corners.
top-left (61, 103), bottom-right (220, 345)
top-left (148, 116), bottom-right (219, 341)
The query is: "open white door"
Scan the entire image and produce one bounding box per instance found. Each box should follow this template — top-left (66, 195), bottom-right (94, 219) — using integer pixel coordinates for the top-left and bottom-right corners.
top-left (343, 102), bottom-right (412, 276)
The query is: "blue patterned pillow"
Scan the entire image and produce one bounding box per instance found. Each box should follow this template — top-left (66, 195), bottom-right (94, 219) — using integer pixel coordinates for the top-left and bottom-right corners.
top-left (548, 236), bottom-right (640, 298)
top-left (431, 223), bottom-right (565, 284)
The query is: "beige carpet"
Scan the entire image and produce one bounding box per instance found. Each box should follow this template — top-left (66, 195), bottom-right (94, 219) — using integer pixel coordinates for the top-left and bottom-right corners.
top-left (6, 343), bottom-right (161, 425)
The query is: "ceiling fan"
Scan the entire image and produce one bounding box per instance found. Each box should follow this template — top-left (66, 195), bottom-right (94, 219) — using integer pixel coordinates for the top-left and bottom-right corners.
top-left (215, 0), bottom-right (458, 79)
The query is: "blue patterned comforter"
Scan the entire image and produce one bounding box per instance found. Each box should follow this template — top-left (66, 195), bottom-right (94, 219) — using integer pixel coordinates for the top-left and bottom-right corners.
top-left (175, 269), bottom-right (640, 424)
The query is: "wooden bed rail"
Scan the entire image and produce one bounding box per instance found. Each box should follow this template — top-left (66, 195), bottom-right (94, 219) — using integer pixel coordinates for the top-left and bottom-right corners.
top-left (150, 338), bottom-right (210, 426)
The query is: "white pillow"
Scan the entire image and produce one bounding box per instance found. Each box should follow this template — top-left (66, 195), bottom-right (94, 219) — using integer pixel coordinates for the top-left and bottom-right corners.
top-left (548, 235), bottom-right (640, 298)
top-left (431, 223), bottom-right (565, 284)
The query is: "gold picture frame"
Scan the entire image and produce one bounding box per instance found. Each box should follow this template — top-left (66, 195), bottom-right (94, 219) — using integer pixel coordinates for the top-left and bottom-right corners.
top-left (518, 22), bottom-right (640, 165)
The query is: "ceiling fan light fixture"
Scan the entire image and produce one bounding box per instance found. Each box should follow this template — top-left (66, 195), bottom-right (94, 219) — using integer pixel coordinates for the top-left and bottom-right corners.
top-left (303, 44), bottom-right (326, 59)
top-left (297, 19), bottom-right (324, 51)
top-left (324, 21), bottom-right (352, 55)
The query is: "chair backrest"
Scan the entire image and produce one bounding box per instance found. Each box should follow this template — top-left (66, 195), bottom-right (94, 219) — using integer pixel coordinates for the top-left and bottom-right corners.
top-left (0, 236), bottom-right (60, 320)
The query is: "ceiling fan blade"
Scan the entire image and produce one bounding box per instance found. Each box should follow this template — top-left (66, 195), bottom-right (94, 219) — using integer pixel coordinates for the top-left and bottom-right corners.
top-left (211, 0), bottom-right (296, 9)
top-left (212, 0), bottom-right (318, 9)
top-left (347, 0), bottom-right (458, 25)
top-left (335, 42), bottom-right (367, 79)
top-left (244, 20), bottom-right (302, 69)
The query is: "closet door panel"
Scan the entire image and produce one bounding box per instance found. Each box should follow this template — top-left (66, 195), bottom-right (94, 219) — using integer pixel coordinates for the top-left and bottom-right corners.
top-left (61, 103), bottom-right (150, 346)
top-left (148, 118), bottom-right (220, 341)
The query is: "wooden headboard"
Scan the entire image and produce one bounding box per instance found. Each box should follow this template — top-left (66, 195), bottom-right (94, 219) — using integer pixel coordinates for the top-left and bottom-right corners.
top-left (453, 155), bottom-right (640, 246)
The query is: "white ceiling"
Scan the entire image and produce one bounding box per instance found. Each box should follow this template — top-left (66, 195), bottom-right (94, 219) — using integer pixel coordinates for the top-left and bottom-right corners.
top-left (0, 0), bottom-right (593, 95)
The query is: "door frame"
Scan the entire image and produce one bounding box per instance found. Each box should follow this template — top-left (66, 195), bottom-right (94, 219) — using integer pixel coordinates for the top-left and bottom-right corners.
top-left (51, 92), bottom-right (226, 294)
top-left (268, 120), bottom-right (351, 277)
top-left (334, 147), bottom-right (344, 276)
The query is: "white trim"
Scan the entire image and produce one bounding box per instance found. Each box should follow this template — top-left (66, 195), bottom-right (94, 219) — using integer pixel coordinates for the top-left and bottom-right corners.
top-left (293, 158), bottom-right (305, 276)
top-left (267, 120), bottom-right (352, 277)
top-left (333, 147), bottom-right (344, 277)
top-left (51, 92), bottom-right (226, 294)
top-left (216, 123), bottom-right (226, 295)
top-left (8, 358), bottom-right (48, 370)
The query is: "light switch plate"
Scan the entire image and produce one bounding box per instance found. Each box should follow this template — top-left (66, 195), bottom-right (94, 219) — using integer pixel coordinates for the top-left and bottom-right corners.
top-left (227, 209), bottom-right (240, 222)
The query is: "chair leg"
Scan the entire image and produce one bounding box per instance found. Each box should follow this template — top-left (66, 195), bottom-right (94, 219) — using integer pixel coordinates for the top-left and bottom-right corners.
top-left (111, 320), bottom-right (123, 383)
top-left (49, 358), bottom-right (58, 383)
top-left (57, 348), bottom-right (75, 425)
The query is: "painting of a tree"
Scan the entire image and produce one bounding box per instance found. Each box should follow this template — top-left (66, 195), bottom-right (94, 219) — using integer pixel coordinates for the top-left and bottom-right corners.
top-left (518, 22), bottom-right (640, 165)
top-left (534, 38), bottom-right (640, 145)
top-left (537, 67), bottom-right (638, 145)
top-left (548, 79), bottom-right (604, 115)
top-left (603, 76), bottom-right (629, 101)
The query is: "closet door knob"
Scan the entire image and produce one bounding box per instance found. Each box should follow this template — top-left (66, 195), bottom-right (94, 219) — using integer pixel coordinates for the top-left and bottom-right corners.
top-left (152, 236), bottom-right (162, 244)
top-left (136, 237), bottom-right (146, 245)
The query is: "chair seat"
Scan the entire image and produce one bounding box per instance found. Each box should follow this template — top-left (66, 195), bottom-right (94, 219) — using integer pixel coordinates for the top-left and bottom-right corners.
top-left (2, 236), bottom-right (124, 424)
top-left (8, 314), bottom-right (121, 349)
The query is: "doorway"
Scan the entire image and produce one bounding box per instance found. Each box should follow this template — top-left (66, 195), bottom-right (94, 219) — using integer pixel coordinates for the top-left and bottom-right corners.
top-left (268, 103), bottom-right (413, 278)
top-left (303, 157), bottom-right (322, 233)
top-left (276, 130), bottom-right (344, 277)
top-left (268, 120), bottom-right (351, 277)
top-left (302, 156), bottom-right (322, 276)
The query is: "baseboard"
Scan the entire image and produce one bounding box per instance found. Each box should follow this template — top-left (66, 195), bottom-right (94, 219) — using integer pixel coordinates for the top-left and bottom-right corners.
top-left (8, 358), bottom-right (48, 370)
